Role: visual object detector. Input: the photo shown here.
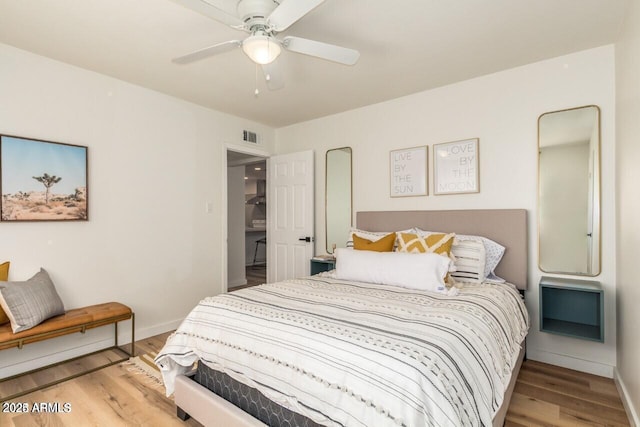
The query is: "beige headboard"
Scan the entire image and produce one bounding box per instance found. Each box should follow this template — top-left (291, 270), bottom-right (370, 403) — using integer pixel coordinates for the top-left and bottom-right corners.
top-left (356, 209), bottom-right (528, 290)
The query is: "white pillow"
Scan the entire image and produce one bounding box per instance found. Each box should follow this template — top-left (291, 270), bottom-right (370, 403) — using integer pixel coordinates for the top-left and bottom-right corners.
top-left (334, 248), bottom-right (451, 293)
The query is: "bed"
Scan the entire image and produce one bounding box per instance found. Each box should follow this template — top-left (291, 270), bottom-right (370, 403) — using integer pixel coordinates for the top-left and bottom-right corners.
top-left (156, 209), bottom-right (529, 427)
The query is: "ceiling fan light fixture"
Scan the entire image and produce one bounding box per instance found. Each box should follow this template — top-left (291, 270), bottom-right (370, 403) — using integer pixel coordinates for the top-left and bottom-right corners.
top-left (242, 33), bottom-right (281, 65)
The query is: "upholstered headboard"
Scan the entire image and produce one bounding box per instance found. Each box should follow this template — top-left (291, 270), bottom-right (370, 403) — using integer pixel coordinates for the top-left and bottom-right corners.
top-left (356, 209), bottom-right (528, 290)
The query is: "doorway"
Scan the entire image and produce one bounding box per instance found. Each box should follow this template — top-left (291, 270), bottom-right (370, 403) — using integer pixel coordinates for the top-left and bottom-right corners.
top-left (227, 150), bottom-right (267, 291)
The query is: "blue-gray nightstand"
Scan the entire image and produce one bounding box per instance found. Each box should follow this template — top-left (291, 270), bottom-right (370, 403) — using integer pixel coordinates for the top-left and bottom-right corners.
top-left (539, 276), bottom-right (604, 342)
top-left (310, 258), bottom-right (335, 275)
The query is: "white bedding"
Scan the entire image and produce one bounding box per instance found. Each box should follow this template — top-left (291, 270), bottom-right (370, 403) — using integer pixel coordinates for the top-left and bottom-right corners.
top-left (156, 277), bottom-right (529, 427)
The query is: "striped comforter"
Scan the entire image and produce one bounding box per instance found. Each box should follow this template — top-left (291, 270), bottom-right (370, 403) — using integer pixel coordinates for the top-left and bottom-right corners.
top-left (156, 277), bottom-right (529, 427)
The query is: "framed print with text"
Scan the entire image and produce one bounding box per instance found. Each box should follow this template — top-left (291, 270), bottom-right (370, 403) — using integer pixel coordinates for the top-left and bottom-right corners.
top-left (433, 138), bottom-right (479, 195)
top-left (390, 145), bottom-right (427, 197)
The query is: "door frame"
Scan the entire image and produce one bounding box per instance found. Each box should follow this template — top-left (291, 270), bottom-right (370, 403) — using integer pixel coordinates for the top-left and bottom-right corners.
top-left (222, 142), bottom-right (271, 292)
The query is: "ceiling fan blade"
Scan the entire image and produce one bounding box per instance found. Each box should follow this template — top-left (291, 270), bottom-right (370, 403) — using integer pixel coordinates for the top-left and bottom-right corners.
top-left (282, 36), bottom-right (359, 65)
top-left (262, 62), bottom-right (285, 90)
top-left (173, 40), bottom-right (241, 64)
top-left (268, 0), bottom-right (326, 32)
top-left (171, 0), bottom-right (243, 27)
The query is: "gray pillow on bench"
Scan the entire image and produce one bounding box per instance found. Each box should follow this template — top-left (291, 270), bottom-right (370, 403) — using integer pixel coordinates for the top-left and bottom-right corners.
top-left (0, 268), bottom-right (65, 333)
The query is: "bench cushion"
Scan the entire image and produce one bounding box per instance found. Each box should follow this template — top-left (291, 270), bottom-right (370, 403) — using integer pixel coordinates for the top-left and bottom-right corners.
top-left (0, 302), bottom-right (132, 350)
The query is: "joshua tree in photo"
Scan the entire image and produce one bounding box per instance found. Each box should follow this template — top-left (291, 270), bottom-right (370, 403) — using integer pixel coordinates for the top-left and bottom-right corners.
top-left (33, 173), bottom-right (62, 205)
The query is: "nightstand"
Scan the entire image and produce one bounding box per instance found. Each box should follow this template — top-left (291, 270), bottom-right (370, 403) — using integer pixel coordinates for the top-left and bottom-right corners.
top-left (539, 276), bottom-right (604, 342)
top-left (310, 258), bottom-right (336, 275)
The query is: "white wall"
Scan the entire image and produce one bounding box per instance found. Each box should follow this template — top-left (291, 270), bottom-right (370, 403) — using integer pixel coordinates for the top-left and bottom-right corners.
top-left (0, 43), bottom-right (274, 376)
top-left (615, 0), bottom-right (640, 422)
top-left (276, 46), bottom-right (617, 377)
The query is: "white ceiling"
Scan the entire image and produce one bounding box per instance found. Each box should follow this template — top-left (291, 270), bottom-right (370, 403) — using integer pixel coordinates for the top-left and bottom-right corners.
top-left (0, 0), bottom-right (628, 128)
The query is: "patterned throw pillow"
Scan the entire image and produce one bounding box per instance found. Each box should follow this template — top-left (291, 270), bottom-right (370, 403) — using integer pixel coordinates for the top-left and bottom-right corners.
top-left (0, 262), bottom-right (8, 281)
top-left (353, 233), bottom-right (396, 252)
top-left (397, 233), bottom-right (455, 256)
top-left (414, 229), bottom-right (506, 280)
top-left (0, 262), bottom-right (9, 325)
top-left (457, 235), bottom-right (505, 280)
top-left (449, 239), bottom-right (486, 283)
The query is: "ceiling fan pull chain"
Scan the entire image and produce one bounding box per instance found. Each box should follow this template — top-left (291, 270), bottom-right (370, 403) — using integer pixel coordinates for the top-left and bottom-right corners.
top-left (254, 63), bottom-right (260, 97)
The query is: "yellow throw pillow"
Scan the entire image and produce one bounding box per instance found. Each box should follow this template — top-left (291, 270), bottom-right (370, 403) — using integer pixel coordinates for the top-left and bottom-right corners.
top-left (0, 261), bottom-right (9, 325)
top-left (353, 233), bottom-right (396, 252)
top-left (0, 262), bottom-right (8, 281)
top-left (397, 233), bottom-right (455, 256)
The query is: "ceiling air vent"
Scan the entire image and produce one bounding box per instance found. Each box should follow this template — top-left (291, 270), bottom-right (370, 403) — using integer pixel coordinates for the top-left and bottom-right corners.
top-left (243, 130), bottom-right (258, 144)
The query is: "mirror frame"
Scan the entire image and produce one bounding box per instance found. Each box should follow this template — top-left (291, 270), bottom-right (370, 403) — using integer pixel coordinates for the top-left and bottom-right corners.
top-left (537, 105), bottom-right (601, 276)
top-left (325, 147), bottom-right (353, 254)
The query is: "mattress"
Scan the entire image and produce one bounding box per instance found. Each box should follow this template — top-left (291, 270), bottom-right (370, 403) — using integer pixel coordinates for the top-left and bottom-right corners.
top-left (193, 362), bottom-right (321, 427)
top-left (156, 276), bottom-right (529, 426)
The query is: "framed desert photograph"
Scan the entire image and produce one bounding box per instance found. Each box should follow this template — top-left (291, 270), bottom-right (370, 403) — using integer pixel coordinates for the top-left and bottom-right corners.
top-left (1, 135), bottom-right (88, 221)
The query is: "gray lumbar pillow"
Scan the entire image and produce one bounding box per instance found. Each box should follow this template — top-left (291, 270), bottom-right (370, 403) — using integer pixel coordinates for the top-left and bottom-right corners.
top-left (0, 268), bottom-right (66, 333)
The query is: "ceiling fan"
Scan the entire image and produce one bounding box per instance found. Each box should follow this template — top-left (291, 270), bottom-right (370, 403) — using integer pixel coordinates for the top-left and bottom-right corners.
top-left (171, 0), bottom-right (360, 90)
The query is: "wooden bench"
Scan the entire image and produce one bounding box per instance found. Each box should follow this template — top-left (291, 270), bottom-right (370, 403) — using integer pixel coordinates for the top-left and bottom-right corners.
top-left (0, 302), bottom-right (135, 401)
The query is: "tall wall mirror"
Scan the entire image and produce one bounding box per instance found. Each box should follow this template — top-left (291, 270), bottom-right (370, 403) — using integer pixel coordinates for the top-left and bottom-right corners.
top-left (326, 147), bottom-right (352, 254)
top-left (538, 105), bottom-right (601, 276)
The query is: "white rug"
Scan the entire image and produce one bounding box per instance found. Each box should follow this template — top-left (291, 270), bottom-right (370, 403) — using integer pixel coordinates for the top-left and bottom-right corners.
top-left (123, 352), bottom-right (164, 390)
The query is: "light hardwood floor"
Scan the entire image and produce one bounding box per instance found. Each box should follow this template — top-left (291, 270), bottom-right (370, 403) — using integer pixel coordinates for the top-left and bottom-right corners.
top-left (506, 360), bottom-right (630, 426)
top-left (1, 332), bottom-right (630, 427)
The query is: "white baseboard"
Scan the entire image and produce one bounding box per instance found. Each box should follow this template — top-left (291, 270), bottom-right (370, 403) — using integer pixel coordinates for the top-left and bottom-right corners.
top-left (136, 318), bottom-right (184, 342)
top-left (228, 278), bottom-right (248, 288)
top-left (615, 367), bottom-right (639, 427)
top-left (527, 348), bottom-right (614, 378)
top-left (0, 318), bottom-right (183, 379)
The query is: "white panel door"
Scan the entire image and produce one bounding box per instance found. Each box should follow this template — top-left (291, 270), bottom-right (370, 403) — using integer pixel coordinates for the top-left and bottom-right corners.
top-left (267, 150), bottom-right (314, 283)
